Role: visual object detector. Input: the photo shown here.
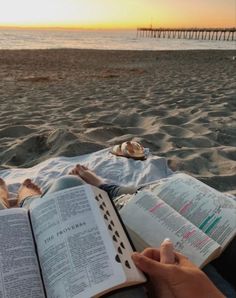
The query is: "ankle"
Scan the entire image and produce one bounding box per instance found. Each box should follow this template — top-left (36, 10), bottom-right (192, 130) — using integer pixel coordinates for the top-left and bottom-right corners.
top-left (0, 196), bottom-right (9, 208)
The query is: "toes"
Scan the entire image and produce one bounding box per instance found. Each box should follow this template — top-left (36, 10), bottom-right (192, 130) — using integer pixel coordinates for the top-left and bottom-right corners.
top-left (0, 178), bottom-right (6, 186)
top-left (76, 165), bottom-right (83, 173)
top-left (70, 164), bottom-right (89, 177)
top-left (32, 184), bottom-right (42, 194)
top-left (29, 182), bottom-right (41, 193)
top-left (22, 179), bottom-right (41, 193)
top-left (76, 164), bottom-right (85, 169)
top-left (23, 179), bottom-right (32, 187)
top-left (70, 164), bottom-right (83, 175)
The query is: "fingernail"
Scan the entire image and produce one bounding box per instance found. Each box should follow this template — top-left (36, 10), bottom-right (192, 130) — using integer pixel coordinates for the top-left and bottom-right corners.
top-left (132, 252), bottom-right (141, 263)
top-left (163, 238), bottom-right (171, 243)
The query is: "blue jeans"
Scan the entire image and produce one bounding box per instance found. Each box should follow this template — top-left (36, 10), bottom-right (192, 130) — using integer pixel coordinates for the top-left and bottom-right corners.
top-left (203, 264), bottom-right (236, 298)
top-left (22, 176), bottom-right (235, 297)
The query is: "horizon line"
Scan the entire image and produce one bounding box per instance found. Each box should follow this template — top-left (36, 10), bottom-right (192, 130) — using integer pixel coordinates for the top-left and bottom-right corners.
top-left (0, 25), bottom-right (137, 30)
top-left (1, 25), bottom-right (235, 31)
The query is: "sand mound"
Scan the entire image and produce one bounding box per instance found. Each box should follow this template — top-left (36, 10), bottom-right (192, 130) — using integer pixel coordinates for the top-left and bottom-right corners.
top-left (0, 128), bottom-right (105, 167)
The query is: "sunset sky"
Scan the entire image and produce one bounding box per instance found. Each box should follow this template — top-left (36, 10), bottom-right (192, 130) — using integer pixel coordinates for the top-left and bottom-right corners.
top-left (0, 0), bottom-right (235, 29)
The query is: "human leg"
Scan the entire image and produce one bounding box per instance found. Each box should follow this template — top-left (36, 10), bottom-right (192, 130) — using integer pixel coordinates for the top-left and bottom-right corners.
top-left (70, 164), bottom-right (137, 200)
top-left (105, 286), bottom-right (148, 298)
top-left (0, 178), bottom-right (9, 209)
top-left (42, 175), bottom-right (85, 196)
top-left (211, 238), bottom-right (236, 289)
top-left (17, 179), bottom-right (42, 208)
top-left (19, 175), bottom-right (85, 208)
top-left (203, 264), bottom-right (236, 297)
top-left (69, 164), bottom-right (105, 187)
top-left (20, 167), bottom-right (101, 207)
top-left (99, 184), bottom-right (137, 199)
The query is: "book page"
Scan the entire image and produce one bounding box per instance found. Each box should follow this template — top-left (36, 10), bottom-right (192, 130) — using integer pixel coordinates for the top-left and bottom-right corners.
top-left (91, 186), bottom-right (146, 286)
top-left (29, 185), bottom-right (126, 298)
top-left (0, 208), bottom-right (45, 298)
top-left (152, 173), bottom-right (236, 248)
top-left (120, 191), bottom-right (221, 267)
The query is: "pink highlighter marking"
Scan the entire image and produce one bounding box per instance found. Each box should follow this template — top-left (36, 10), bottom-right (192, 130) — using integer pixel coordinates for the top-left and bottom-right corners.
top-left (183, 230), bottom-right (196, 239)
top-left (179, 202), bottom-right (192, 214)
top-left (149, 202), bottom-right (164, 213)
top-left (195, 237), bottom-right (210, 248)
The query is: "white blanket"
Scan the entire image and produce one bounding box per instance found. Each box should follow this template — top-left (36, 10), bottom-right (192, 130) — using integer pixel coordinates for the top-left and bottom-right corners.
top-left (0, 148), bottom-right (172, 197)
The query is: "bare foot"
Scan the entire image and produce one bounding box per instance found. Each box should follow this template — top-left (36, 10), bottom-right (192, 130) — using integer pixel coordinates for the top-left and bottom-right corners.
top-left (0, 178), bottom-right (9, 208)
top-left (17, 179), bottom-right (42, 205)
top-left (69, 164), bottom-right (105, 187)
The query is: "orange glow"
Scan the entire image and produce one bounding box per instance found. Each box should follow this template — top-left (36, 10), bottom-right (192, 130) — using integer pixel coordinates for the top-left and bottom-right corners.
top-left (0, 0), bottom-right (235, 29)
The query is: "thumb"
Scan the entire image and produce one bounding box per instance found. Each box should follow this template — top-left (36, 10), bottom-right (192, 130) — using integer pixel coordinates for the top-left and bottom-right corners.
top-left (132, 252), bottom-right (169, 278)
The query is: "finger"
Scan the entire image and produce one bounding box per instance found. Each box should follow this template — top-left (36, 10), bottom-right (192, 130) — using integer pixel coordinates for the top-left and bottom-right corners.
top-left (174, 252), bottom-right (197, 268)
top-left (160, 239), bottom-right (175, 264)
top-left (132, 252), bottom-right (169, 278)
top-left (141, 247), bottom-right (161, 262)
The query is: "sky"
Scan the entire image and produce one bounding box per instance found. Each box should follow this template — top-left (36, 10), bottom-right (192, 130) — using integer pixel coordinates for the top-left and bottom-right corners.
top-left (0, 0), bottom-right (235, 29)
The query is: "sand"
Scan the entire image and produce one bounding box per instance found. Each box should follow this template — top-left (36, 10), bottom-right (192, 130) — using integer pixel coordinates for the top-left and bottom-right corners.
top-left (0, 49), bottom-right (235, 195)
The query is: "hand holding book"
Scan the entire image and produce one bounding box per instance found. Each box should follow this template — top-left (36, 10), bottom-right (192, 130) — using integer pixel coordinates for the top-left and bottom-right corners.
top-left (132, 239), bottom-right (225, 298)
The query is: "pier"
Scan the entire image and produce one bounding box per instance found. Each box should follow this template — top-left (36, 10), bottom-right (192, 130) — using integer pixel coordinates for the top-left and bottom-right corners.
top-left (137, 28), bottom-right (236, 41)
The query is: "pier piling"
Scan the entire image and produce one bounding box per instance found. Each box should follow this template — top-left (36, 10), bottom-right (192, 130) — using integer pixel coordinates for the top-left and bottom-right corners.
top-left (137, 28), bottom-right (236, 41)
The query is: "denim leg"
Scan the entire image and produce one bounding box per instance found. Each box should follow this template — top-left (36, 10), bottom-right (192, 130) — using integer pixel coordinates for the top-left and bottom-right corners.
top-left (211, 238), bottom-right (236, 288)
top-left (21, 176), bottom-right (85, 208)
top-left (99, 184), bottom-right (137, 200)
top-left (42, 175), bottom-right (85, 197)
top-left (203, 264), bottom-right (236, 298)
top-left (105, 286), bottom-right (148, 298)
top-left (21, 194), bottom-right (41, 209)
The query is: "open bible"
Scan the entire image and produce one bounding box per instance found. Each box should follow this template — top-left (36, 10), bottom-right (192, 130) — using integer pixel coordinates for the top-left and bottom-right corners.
top-left (0, 185), bottom-right (146, 298)
top-left (120, 173), bottom-right (236, 268)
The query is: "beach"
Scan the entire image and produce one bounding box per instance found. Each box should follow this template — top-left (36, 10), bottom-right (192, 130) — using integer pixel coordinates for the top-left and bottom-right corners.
top-left (0, 49), bottom-right (235, 195)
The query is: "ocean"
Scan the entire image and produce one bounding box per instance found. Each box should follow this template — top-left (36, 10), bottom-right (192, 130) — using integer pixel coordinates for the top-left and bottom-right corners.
top-left (0, 29), bottom-right (235, 51)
